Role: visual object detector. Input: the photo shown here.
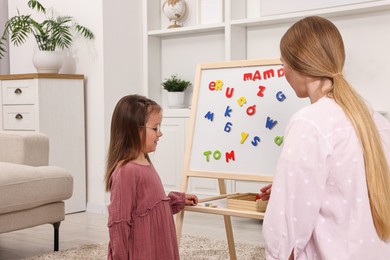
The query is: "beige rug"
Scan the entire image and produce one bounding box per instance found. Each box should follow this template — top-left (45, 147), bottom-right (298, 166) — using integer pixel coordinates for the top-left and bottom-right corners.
top-left (26, 235), bottom-right (265, 260)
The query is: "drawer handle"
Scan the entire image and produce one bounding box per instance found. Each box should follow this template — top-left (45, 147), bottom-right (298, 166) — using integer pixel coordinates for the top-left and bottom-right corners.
top-left (14, 88), bottom-right (22, 94)
top-left (15, 113), bottom-right (23, 120)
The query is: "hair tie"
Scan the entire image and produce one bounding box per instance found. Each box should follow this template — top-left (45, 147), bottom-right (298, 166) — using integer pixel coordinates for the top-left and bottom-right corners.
top-left (332, 72), bottom-right (343, 78)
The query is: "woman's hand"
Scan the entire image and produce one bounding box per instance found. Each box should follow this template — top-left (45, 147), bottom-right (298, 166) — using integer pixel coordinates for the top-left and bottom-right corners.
top-left (185, 194), bottom-right (198, 206)
top-left (258, 183), bottom-right (272, 201)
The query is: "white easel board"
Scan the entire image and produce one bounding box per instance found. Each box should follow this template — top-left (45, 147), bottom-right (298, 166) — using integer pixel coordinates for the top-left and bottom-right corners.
top-left (185, 58), bottom-right (309, 180)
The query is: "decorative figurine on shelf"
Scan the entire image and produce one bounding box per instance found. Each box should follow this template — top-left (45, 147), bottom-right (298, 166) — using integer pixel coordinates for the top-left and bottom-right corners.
top-left (162, 0), bottom-right (188, 29)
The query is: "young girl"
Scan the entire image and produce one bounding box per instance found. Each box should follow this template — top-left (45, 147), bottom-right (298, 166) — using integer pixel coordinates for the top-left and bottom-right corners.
top-left (260, 16), bottom-right (390, 259)
top-left (105, 94), bottom-right (198, 260)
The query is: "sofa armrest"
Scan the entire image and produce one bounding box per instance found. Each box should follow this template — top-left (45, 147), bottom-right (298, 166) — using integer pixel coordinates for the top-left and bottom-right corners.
top-left (0, 131), bottom-right (49, 166)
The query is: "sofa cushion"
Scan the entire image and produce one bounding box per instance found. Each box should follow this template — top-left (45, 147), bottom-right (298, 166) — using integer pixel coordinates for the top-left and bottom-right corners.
top-left (0, 162), bottom-right (73, 214)
top-left (0, 131), bottom-right (49, 166)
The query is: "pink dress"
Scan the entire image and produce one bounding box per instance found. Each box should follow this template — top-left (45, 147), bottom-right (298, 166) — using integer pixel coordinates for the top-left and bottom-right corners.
top-left (107, 162), bottom-right (185, 260)
top-left (263, 97), bottom-right (390, 259)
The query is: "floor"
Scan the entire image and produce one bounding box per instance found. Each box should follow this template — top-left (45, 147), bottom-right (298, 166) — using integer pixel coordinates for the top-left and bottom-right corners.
top-left (0, 211), bottom-right (264, 260)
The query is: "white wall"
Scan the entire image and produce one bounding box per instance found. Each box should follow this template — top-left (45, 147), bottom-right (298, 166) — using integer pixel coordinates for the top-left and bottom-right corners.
top-left (0, 0), bottom-right (9, 74)
top-left (7, 0), bottom-right (143, 213)
top-left (100, 0), bottom-right (143, 212)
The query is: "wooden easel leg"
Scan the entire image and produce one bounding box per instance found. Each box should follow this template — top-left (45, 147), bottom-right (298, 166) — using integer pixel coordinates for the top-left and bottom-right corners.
top-left (176, 175), bottom-right (189, 244)
top-left (218, 179), bottom-right (237, 260)
top-left (176, 210), bottom-right (185, 244)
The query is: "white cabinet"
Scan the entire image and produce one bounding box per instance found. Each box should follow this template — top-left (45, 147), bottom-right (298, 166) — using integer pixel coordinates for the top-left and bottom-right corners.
top-left (143, 0), bottom-right (390, 196)
top-left (0, 74), bottom-right (86, 214)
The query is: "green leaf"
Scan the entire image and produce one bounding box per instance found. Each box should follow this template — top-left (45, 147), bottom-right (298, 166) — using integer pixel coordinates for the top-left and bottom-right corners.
top-left (0, 0), bottom-right (94, 58)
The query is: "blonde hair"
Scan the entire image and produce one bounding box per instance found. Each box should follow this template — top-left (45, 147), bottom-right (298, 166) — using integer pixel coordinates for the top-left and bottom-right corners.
top-left (280, 16), bottom-right (390, 241)
top-left (104, 95), bottom-right (162, 192)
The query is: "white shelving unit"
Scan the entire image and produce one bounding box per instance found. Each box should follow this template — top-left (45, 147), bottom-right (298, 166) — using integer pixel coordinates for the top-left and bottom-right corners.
top-left (143, 0), bottom-right (390, 196)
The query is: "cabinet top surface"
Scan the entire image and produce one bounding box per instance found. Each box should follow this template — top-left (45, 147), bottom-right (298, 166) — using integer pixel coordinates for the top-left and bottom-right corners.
top-left (0, 73), bottom-right (84, 80)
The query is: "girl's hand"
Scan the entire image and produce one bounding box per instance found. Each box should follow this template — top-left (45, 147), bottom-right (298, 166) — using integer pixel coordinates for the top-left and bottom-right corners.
top-left (258, 183), bottom-right (272, 201)
top-left (185, 194), bottom-right (198, 206)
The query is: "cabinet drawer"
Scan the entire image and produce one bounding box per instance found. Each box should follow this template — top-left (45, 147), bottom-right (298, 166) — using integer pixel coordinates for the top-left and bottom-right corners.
top-left (1, 79), bottom-right (36, 105)
top-left (2, 105), bottom-right (36, 130)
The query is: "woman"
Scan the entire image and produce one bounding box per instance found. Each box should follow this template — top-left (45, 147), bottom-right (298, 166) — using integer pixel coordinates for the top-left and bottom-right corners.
top-left (261, 16), bottom-right (390, 259)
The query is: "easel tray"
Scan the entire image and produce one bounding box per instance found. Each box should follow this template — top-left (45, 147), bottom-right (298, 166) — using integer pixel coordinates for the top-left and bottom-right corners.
top-left (227, 193), bottom-right (268, 213)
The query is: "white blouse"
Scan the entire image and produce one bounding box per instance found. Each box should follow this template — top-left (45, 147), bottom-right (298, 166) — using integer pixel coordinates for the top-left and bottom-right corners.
top-left (263, 97), bottom-right (390, 260)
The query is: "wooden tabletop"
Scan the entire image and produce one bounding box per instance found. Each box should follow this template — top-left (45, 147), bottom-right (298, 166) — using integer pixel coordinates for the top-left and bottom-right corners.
top-left (0, 73), bottom-right (84, 80)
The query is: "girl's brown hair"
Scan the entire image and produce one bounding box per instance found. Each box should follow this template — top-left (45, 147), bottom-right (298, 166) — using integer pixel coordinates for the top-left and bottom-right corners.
top-left (104, 94), bottom-right (162, 192)
top-left (280, 16), bottom-right (390, 241)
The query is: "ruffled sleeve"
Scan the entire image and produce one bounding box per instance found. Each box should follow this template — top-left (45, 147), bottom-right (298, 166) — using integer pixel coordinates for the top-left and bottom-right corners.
top-left (168, 191), bottom-right (186, 214)
top-left (107, 166), bottom-right (137, 260)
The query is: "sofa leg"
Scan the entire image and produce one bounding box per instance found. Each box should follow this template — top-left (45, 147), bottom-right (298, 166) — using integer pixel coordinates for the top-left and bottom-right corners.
top-left (53, 222), bottom-right (61, 251)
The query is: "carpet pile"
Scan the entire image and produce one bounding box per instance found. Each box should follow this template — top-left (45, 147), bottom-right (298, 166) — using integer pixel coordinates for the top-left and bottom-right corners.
top-left (27, 234), bottom-right (265, 259)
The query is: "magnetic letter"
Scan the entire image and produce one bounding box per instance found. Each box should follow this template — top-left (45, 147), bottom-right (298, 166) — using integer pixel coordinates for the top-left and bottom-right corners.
top-left (213, 150), bottom-right (222, 160)
top-left (251, 136), bottom-right (261, 146)
top-left (225, 150), bottom-right (235, 162)
top-left (215, 80), bottom-right (223, 90)
top-left (278, 68), bottom-right (285, 77)
top-left (263, 69), bottom-right (275, 79)
top-left (240, 132), bottom-right (249, 144)
top-left (257, 86), bottom-right (266, 97)
top-left (243, 73), bottom-right (252, 81)
top-left (253, 70), bottom-right (261, 81)
top-left (266, 116), bottom-right (278, 130)
top-left (226, 87), bottom-right (234, 98)
top-left (204, 111), bottom-right (214, 121)
top-left (224, 122), bottom-right (232, 132)
top-left (276, 91), bottom-right (286, 102)
top-left (237, 96), bottom-right (247, 107)
top-left (209, 81), bottom-right (216, 90)
top-left (203, 151), bottom-right (212, 162)
top-left (274, 136), bottom-right (284, 146)
top-left (246, 105), bottom-right (256, 116)
top-left (224, 106), bottom-right (232, 117)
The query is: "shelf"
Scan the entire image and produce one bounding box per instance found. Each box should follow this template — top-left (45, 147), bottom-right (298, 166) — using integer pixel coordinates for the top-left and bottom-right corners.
top-left (149, 0), bottom-right (390, 38)
top-left (231, 0), bottom-right (390, 27)
top-left (148, 23), bottom-right (225, 37)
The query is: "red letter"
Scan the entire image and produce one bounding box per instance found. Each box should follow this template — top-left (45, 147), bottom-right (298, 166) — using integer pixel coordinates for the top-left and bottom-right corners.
top-left (226, 87), bottom-right (234, 98)
top-left (257, 86), bottom-right (266, 97)
top-left (225, 150), bottom-right (235, 162)
top-left (278, 68), bottom-right (284, 77)
top-left (253, 70), bottom-right (261, 81)
top-left (209, 81), bottom-right (216, 90)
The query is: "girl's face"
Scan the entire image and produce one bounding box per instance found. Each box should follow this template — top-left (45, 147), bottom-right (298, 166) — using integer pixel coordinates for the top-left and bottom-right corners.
top-left (142, 111), bottom-right (163, 153)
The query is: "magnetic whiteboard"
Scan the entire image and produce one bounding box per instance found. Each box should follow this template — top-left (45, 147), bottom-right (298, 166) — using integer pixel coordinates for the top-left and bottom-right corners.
top-left (184, 59), bottom-right (309, 180)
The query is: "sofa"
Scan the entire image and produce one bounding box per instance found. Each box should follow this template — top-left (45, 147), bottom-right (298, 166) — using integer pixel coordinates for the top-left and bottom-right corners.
top-left (0, 131), bottom-right (73, 251)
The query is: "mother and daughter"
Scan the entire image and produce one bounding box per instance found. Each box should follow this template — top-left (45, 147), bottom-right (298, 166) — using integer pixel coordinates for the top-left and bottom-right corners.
top-left (104, 15), bottom-right (390, 260)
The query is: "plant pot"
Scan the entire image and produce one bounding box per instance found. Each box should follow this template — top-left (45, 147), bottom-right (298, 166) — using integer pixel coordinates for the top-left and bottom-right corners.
top-left (33, 50), bottom-right (65, 73)
top-left (167, 92), bottom-right (185, 108)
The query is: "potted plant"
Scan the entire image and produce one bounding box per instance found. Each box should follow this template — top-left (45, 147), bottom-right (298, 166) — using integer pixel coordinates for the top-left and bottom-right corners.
top-left (161, 74), bottom-right (191, 108)
top-left (0, 0), bottom-right (94, 73)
